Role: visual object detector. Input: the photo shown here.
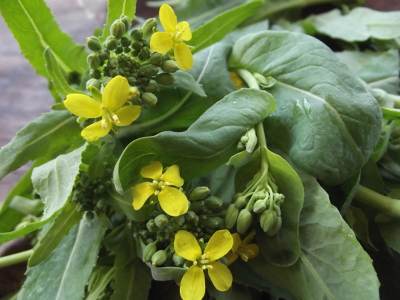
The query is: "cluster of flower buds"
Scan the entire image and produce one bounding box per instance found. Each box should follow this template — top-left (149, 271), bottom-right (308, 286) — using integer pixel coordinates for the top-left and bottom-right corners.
top-left (132, 186), bottom-right (226, 267)
top-left (237, 128), bottom-right (257, 152)
top-left (85, 15), bottom-right (180, 109)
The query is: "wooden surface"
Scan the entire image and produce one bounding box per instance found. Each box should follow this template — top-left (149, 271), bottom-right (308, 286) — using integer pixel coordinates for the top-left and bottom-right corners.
top-left (0, 0), bottom-right (399, 201)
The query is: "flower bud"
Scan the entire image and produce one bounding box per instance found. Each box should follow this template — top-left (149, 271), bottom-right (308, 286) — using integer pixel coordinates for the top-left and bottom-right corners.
top-left (237, 209), bottom-right (253, 234)
top-left (146, 219), bottom-right (158, 233)
top-left (225, 204), bottom-right (239, 229)
top-left (189, 201), bottom-right (204, 212)
top-left (206, 217), bottom-right (220, 229)
top-left (86, 211), bottom-right (95, 220)
top-left (235, 195), bottom-right (247, 209)
top-left (151, 250), bottom-right (168, 266)
top-left (253, 199), bottom-right (267, 214)
top-left (119, 14), bottom-right (131, 32)
top-left (86, 78), bottom-right (101, 91)
top-left (98, 49), bottom-right (110, 61)
top-left (154, 214), bottom-right (169, 228)
top-left (142, 92), bottom-right (158, 107)
top-left (105, 36), bottom-right (118, 50)
top-left (143, 242), bottom-right (157, 262)
top-left (260, 210), bottom-right (277, 233)
top-left (111, 19), bottom-right (126, 39)
top-left (121, 36), bottom-right (132, 47)
top-left (267, 216), bottom-right (282, 236)
top-left (129, 86), bottom-right (141, 99)
top-left (173, 252), bottom-right (185, 266)
top-left (107, 57), bottom-right (118, 68)
top-left (130, 28), bottom-right (143, 41)
top-left (189, 186), bottom-right (210, 201)
top-left (245, 128), bottom-right (257, 153)
top-left (138, 47), bottom-right (151, 60)
top-left (142, 18), bottom-right (157, 37)
top-left (144, 83), bottom-right (160, 93)
top-left (149, 52), bottom-right (163, 66)
top-left (87, 54), bottom-right (101, 69)
top-left (86, 36), bottom-right (102, 51)
top-left (131, 41), bottom-right (143, 50)
top-left (155, 73), bottom-right (175, 85)
top-left (161, 60), bottom-right (179, 73)
top-left (89, 69), bottom-right (101, 79)
top-left (141, 65), bottom-right (159, 77)
top-left (204, 196), bottom-right (223, 209)
top-left (184, 210), bottom-right (197, 222)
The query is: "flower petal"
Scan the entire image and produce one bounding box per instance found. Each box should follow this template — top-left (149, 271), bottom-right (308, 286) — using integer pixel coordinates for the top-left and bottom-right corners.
top-left (160, 4), bottom-right (177, 33)
top-left (64, 94), bottom-right (102, 118)
top-left (114, 105), bottom-right (141, 126)
top-left (81, 120), bottom-right (110, 141)
top-left (208, 261), bottom-right (233, 291)
top-left (132, 182), bottom-right (156, 210)
top-left (150, 32), bottom-right (174, 54)
top-left (225, 252), bottom-right (239, 265)
top-left (174, 42), bottom-right (193, 71)
top-left (161, 165), bottom-right (184, 187)
top-left (242, 244), bottom-right (260, 261)
top-left (242, 229), bottom-right (256, 245)
top-left (174, 230), bottom-right (202, 261)
top-left (231, 233), bottom-right (242, 253)
top-left (140, 161), bottom-right (163, 180)
top-left (204, 230), bottom-right (233, 261)
top-left (177, 21), bottom-right (192, 41)
top-left (102, 75), bottom-right (130, 111)
top-left (180, 266), bottom-right (205, 300)
top-left (158, 187), bottom-right (188, 216)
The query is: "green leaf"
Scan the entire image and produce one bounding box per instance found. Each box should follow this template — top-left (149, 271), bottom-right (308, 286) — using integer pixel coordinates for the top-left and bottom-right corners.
top-left (20, 216), bottom-right (107, 299)
top-left (0, 0), bottom-right (87, 77)
top-left (381, 107), bottom-right (400, 120)
top-left (114, 88), bottom-right (276, 193)
top-left (229, 31), bottom-right (382, 185)
top-left (190, 1), bottom-right (263, 54)
top-left (380, 220), bottom-right (400, 254)
top-left (100, 0), bottom-right (137, 42)
top-left (172, 70), bottom-right (206, 97)
top-left (0, 110), bottom-right (82, 181)
top-left (246, 173), bottom-right (379, 300)
top-left (44, 47), bottom-right (85, 98)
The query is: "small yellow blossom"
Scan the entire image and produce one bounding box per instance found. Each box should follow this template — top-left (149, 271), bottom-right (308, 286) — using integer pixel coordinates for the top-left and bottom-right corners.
top-left (132, 161), bottom-right (188, 216)
top-left (150, 4), bottom-right (193, 71)
top-left (174, 230), bottom-right (233, 300)
top-left (64, 76), bottom-right (141, 141)
top-left (226, 230), bottom-right (260, 265)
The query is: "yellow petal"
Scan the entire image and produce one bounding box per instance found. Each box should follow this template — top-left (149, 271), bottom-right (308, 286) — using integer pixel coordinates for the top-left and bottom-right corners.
top-left (161, 165), bottom-right (184, 187)
top-left (226, 252), bottom-right (239, 265)
top-left (174, 42), bottom-right (193, 71)
top-left (132, 182), bottom-right (156, 210)
top-left (158, 187), bottom-right (188, 216)
top-left (231, 233), bottom-right (242, 253)
top-left (81, 120), bottom-right (110, 141)
top-left (114, 105), bottom-right (141, 126)
top-left (204, 230), bottom-right (233, 261)
top-left (174, 230), bottom-right (202, 261)
top-left (160, 4), bottom-right (177, 33)
top-left (242, 229), bottom-right (256, 245)
top-left (180, 266), bottom-right (205, 300)
top-left (208, 261), bottom-right (233, 291)
top-left (242, 244), bottom-right (260, 261)
top-left (140, 161), bottom-right (163, 180)
top-left (177, 21), bottom-right (192, 41)
top-left (150, 32), bottom-right (174, 54)
top-left (102, 75), bottom-right (130, 111)
top-left (64, 94), bottom-right (102, 118)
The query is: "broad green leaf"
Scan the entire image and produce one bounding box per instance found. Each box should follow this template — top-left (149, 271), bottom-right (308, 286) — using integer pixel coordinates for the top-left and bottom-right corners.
top-left (0, 110), bottom-right (82, 181)
top-left (44, 47), bottom-right (85, 98)
top-left (8, 196), bottom-right (43, 216)
top-left (28, 202), bottom-right (84, 267)
top-left (20, 216), bottom-right (107, 300)
top-left (0, 0), bottom-right (87, 77)
top-left (104, 227), bottom-right (152, 300)
top-left (229, 31), bottom-right (382, 185)
top-left (114, 88), bottom-right (276, 193)
top-left (100, 0), bottom-right (137, 42)
top-left (380, 221), bottom-right (400, 254)
top-left (173, 70), bottom-right (206, 97)
top-left (190, 1), bottom-right (263, 54)
top-left (246, 172), bottom-right (379, 300)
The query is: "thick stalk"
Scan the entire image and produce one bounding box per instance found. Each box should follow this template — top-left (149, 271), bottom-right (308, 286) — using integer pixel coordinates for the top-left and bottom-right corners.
top-left (0, 249), bottom-right (33, 269)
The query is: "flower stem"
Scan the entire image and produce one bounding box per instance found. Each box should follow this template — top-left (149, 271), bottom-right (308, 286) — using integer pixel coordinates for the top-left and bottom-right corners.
top-left (0, 249), bottom-right (33, 269)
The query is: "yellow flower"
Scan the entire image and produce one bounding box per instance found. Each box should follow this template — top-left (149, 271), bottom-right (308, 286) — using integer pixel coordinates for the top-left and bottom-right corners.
top-left (174, 230), bottom-right (233, 300)
top-left (226, 230), bottom-right (260, 265)
top-left (150, 4), bottom-right (193, 71)
top-left (64, 76), bottom-right (141, 141)
top-left (132, 161), bottom-right (188, 216)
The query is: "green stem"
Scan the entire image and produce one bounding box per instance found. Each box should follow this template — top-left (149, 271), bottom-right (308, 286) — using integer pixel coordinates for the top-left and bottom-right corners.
top-left (0, 249), bottom-right (33, 269)
top-left (355, 185), bottom-right (400, 218)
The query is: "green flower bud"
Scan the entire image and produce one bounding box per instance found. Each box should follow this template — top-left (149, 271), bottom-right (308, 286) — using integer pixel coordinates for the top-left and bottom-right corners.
top-left (245, 128), bottom-right (257, 153)
top-left (161, 60), bottom-right (179, 73)
top-left (98, 49), bottom-right (110, 61)
top-left (87, 54), bottom-right (101, 69)
top-left (146, 219), bottom-right (158, 233)
top-left (151, 250), bottom-right (168, 266)
top-left (138, 47), bottom-right (151, 60)
top-left (206, 217), bottom-right (220, 229)
top-left (130, 28), bottom-right (143, 41)
top-left (110, 69), bottom-right (119, 77)
top-left (119, 14), bottom-right (131, 32)
top-left (115, 46), bottom-right (123, 54)
top-left (225, 204), bottom-right (239, 229)
top-left (189, 200), bottom-right (204, 212)
top-left (142, 18), bottom-right (157, 37)
top-left (260, 210), bottom-right (277, 233)
top-left (105, 36), bottom-right (118, 50)
top-left (131, 41), bottom-right (143, 50)
top-left (107, 57), bottom-right (118, 69)
top-left (235, 195), bottom-right (247, 209)
top-left (144, 83), bottom-right (160, 93)
top-left (86, 36), bottom-right (102, 51)
top-left (173, 252), bottom-right (185, 266)
top-left (253, 199), bottom-right (267, 214)
top-left (236, 209), bottom-right (253, 234)
top-left (86, 211), bottom-right (95, 220)
top-left (154, 214), bottom-right (169, 228)
top-left (174, 215), bottom-right (185, 227)
top-left (142, 92), bottom-right (158, 107)
top-left (141, 65), bottom-right (159, 77)
top-left (86, 78), bottom-right (101, 91)
top-left (267, 216), bottom-right (282, 236)
top-left (111, 19), bottom-right (126, 39)
top-left (204, 196), bottom-right (223, 209)
top-left (89, 69), bottom-right (101, 79)
top-left (274, 193), bottom-right (285, 205)
top-left (155, 73), bottom-right (175, 85)
top-left (143, 242), bottom-right (157, 262)
top-left (189, 186), bottom-right (210, 201)
top-left (121, 36), bottom-right (132, 47)
top-left (240, 135), bottom-right (249, 144)
top-left (184, 210), bottom-right (197, 222)
top-left (149, 52), bottom-right (163, 66)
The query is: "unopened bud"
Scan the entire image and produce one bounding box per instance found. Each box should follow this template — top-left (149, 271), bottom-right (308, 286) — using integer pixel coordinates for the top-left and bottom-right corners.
top-left (86, 36), bottom-right (102, 51)
top-left (184, 210), bottom-right (197, 222)
top-left (144, 83), bottom-right (160, 93)
top-left (139, 47), bottom-right (151, 60)
top-left (89, 69), bottom-right (101, 79)
top-left (154, 214), bottom-right (169, 228)
top-left (121, 36), bottom-right (132, 47)
top-left (267, 216), bottom-right (282, 236)
top-left (86, 211), bottom-right (95, 220)
top-left (146, 219), bottom-right (158, 233)
top-left (189, 200), bottom-right (204, 212)
top-left (235, 196), bottom-right (247, 209)
top-left (107, 57), bottom-right (118, 68)
top-left (141, 65), bottom-right (159, 77)
top-left (173, 252), bottom-right (185, 266)
top-left (149, 52), bottom-right (163, 66)
top-left (129, 86), bottom-right (140, 99)
top-left (189, 186), bottom-right (210, 201)
top-left (161, 60), bottom-right (179, 73)
top-left (206, 217), bottom-right (220, 229)
top-left (155, 73), bottom-right (175, 85)
top-left (132, 41), bottom-right (143, 50)
top-left (260, 210), bottom-right (277, 233)
top-left (225, 204), bottom-right (239, 229)
top-left (98, 49), bottom-right (110, 61)
top-left (111, 19), bottom-right (126, 39)
top-left (142, 18), bottom-right (157, 37)
top-left (142, 92), bottom-right (158, 107)
top-left (130, 28), bottom-right (143, 41)
top-left (87, 54), bottom-right (101, 69)
top-left (151, 250), bottom-right (168, 266)
top-left (143, 242), bottom-right (157, 262)
top-left (105, 36), bottom-right (118, 50)
top-left (119, 15), bottom-right (131, 32)
top-left (86, 78), bottom-right (101, 91)
top-left (237, 209), bottom-right (253, 234)
top-left (204, 196), bottom-right (223, 209)
top-left (245, 128), bottom-right (257, 153)
top-left (253, 199), bottom-right (267, 214)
